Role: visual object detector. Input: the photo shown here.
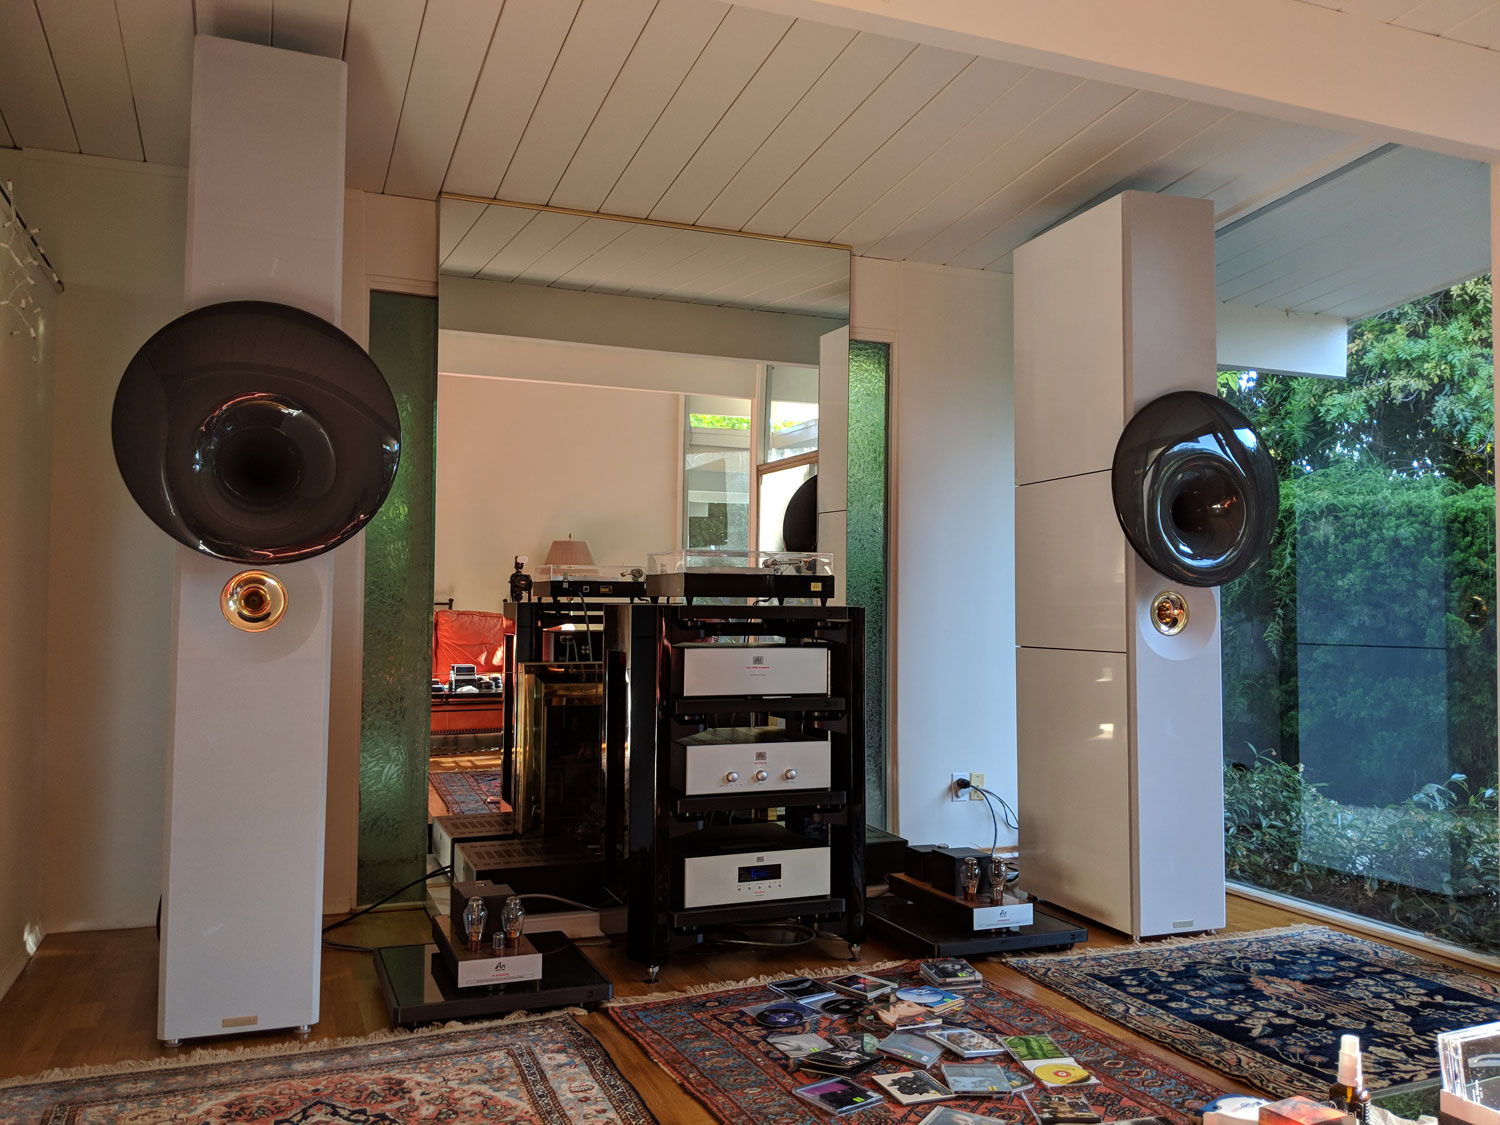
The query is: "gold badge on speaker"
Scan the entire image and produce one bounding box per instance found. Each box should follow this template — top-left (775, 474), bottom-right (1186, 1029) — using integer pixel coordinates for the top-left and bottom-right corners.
top-left (1150, 590), bottom-right (1189, 636)
top-left (221, 570), bottom-right (288, 632)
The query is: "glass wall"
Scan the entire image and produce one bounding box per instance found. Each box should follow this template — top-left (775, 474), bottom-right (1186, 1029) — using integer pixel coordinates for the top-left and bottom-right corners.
top-left (683, 395), bottom-right (752, 550)
top-left (764, 364), bottom-right (819, 462)
top-left (1220, 277), bottom-right (1497, 954)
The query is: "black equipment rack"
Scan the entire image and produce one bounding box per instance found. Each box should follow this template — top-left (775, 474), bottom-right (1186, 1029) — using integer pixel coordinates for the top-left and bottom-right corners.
top-left (624, 604), bottom-right (865, 981)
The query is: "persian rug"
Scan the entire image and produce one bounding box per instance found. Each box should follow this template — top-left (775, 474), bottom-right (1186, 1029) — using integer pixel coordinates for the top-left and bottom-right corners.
top-left (0, 1012), bottom-right (655, 1124)
top-left (1009, 925), bottom-right (1500, 1099)
top-left (606, 961), bottom-right (1225, 1124)
top-left (430, 768), bottom-right (508, 816)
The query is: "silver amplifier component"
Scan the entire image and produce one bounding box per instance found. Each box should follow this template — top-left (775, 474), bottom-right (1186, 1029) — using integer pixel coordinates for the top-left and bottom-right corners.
top-left (673, 727), bottom-right (831, 794)
top-left (678, 643), bottom-right (829, 697)
top-left (677, 825), bottom-right (830, 909)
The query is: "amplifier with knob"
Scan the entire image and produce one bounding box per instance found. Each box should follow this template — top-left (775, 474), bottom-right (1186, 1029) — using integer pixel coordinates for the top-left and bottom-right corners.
top-left (672, 726), bottom-right (832, 795)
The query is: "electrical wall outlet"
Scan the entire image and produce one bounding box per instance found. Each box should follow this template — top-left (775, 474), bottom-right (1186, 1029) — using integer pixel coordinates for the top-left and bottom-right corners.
top-left (968, 772), bottom-right (987, 800)
top-left (950, 772), bottom-right (971, 802)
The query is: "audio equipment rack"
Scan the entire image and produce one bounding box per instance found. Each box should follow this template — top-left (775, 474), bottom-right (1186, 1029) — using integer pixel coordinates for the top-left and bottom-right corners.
top-left (624, 604), bottom-right (865, 980)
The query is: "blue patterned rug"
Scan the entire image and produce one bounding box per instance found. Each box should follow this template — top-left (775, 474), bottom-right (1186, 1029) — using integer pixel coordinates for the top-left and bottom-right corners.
top-left (430, 770), bottom-right (507, 816)
top-left (1010, 925), bottom-right (1500, 1098)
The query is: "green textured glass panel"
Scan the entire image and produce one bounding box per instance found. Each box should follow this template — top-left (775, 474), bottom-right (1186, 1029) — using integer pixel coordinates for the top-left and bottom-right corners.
top-left (358, 290), bottom-right (437, 904)
top-left (847, 339), bottom-right (890, 829)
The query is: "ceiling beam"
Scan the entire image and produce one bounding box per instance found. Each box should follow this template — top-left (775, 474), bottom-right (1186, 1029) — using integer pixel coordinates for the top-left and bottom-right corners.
top-left (730, 0), bottom-right (1500, 162)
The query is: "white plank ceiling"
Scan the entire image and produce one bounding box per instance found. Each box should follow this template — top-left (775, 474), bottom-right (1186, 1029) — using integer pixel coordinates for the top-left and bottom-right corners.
top-left (0, 0), bottom-right (1487, 318)
top-left (1216, 145), bottom-right (1490, 319)
top-left (1294, 0), bottom-right (1500, 51)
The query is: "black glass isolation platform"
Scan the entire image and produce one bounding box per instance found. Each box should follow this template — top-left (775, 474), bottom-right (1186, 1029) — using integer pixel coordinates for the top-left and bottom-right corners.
top-left (374, 929), bottom-right (612, 1026)
top-left (868, 896), bottom-right (1087, 956)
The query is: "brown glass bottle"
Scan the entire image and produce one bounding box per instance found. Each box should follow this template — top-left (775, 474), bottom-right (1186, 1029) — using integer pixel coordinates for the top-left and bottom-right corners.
top-left (1328, 1080), bottom-right (1370, 1124)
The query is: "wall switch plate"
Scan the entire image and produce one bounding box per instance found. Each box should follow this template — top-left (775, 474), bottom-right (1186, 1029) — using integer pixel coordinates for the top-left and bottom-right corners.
top-left (968, 772), bottom-right (987, 800)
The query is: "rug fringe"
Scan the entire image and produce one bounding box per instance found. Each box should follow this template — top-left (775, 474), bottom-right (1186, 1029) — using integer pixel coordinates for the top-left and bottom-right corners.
top-left (0, 1008), bottom-right (587, 1090)
top-left (603, 959), bottom-right (909, 1008)
top-left (1007, 923), bottom-right (1327, 962)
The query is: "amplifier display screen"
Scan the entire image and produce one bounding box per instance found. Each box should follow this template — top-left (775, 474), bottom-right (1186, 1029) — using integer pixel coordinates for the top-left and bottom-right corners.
top-left (738, 863), bottom-right (782, 883)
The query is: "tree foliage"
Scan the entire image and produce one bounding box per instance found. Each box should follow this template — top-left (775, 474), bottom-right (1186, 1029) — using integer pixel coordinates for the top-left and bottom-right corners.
top-left (1220, 277), bottom-right (1497, 952)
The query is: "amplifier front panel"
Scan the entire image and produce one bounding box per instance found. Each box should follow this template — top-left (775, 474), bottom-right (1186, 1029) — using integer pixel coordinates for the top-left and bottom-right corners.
top-left (676, 740), bottom-right (831, 794)
top-left (681, 846), bottom-right (830, 908)
top-left (679, 645), bottom-right (830, 697)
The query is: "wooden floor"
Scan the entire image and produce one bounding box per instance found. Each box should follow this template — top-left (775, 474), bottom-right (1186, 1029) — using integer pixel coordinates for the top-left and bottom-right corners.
top-left (0, 894), bottom-right (1482, 1121)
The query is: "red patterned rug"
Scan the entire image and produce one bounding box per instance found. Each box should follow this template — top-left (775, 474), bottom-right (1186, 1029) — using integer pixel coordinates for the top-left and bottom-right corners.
top-left (0, 1012), bottom-right (654, 1124)
top-left (606, 961), bottom-right (1227, 1124)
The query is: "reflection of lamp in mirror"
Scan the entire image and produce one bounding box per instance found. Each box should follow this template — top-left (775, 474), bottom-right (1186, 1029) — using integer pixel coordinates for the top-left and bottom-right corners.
top-left (545, 534), bottom-right (594, 568)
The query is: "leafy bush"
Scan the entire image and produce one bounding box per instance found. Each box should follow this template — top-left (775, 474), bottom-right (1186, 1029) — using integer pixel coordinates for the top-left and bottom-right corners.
top-left (1225, 752), bottom-right (1500, 954)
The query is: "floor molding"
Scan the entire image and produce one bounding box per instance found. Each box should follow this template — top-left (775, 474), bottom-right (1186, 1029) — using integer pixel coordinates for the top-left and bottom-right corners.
top-left (1227, 883), bottom-right (1500, 972)
top-left (0, 941), bottom-right (31, 1003)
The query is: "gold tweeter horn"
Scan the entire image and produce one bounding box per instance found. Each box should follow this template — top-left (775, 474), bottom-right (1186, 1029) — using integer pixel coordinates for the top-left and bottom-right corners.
top-left (1150, 590), bottom-right (1189, 636)
top-left (221, 570), bottom-right (288, 632)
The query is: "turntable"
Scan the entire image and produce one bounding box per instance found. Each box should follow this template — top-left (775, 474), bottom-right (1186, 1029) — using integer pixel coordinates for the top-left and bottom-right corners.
top-left (533, 563), bottom-right (647, 602)
top-left (645, 549), bottom-right (835, 604)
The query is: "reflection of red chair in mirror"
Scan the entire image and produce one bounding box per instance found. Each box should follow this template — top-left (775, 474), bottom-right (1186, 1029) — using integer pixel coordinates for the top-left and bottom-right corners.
top-left (430, 609), bottom-right (513, 816)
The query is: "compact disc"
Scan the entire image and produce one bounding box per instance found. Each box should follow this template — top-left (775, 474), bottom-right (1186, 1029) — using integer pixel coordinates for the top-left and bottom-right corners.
top-left (756, 1005), bottom-right (808, 1028)
top-left (896, 987), bottom-right (946, 1004)
top-left (1032, 1063), bottom-right (1092, 1086)
top-left (817, 997), bottom-right (865, 1017)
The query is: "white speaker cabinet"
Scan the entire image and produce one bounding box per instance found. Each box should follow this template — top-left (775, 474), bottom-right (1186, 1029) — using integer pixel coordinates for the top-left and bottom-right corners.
top-left (1013, 191), bottom-right (1227, 939)
top-left (157, 37), bottom-right (349, 1042)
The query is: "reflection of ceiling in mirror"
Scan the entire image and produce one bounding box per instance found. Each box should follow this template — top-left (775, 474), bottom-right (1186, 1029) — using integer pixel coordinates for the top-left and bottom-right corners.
top-left (439, 206), bottom-right (849, 318)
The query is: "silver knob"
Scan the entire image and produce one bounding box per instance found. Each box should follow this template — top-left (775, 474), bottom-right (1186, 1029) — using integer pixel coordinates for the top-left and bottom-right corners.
top-left (753, 770), bottom-right (769, 782)
top-left (725, 771), bottom-right (739, 783)
top-left (783, 768), bottom-right (798, 781)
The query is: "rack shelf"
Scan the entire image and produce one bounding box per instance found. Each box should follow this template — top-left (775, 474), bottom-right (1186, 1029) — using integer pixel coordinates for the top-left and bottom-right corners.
top-left (670, 696), bottom-right (845, 718)
top-left (626, 604), bottom-right (866, 978)
top-left (672, 789), bottom-right (847, 815)
top-left (670, 895), bottom-right (847, 929)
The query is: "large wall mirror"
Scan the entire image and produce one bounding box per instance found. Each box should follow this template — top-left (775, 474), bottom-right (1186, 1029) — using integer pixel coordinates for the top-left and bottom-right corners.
top-left (414, 197), bottom-right (858, 894)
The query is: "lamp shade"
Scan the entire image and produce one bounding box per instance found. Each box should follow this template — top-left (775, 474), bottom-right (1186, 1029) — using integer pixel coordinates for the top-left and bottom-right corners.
top-left (544, 535), bottom-right (594, 566)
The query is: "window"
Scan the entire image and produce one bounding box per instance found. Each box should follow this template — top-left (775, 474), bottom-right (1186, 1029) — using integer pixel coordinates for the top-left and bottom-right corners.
top-left (1220, 277), bottom-right (1497, 955)
top-left (683, 396), bottom-right (751, 550)
top-left (682, 365), bottom-right (820, 552)
top-left (763, 364), bottom-right (819, 462)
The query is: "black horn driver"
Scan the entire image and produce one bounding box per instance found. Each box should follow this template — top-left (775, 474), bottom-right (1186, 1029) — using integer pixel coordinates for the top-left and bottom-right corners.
top-left (1111, 390), bottom-right (1277, 587)
top-left (112, 301), bottom-right (401, 564)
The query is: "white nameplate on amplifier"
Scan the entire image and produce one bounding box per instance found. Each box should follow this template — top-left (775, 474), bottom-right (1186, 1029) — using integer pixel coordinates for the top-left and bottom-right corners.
top-left (970, 897), bottom-right (1035, 931)
top-left (680, 644), bottom-right (830, 697)
top-left (435, 919), bottom-right (544, 989)
top-left (674, 728), bottom-right (831, 794)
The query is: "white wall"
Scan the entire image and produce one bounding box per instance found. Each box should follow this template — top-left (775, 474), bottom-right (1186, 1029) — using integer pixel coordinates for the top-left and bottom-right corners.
top-left (10, 148), bottom-right (435, 932)
top-left (23, 151), bottom-right (188, 933)
top-left (440, 329), bottom-right (758, 399)
top-left (435, 375), bottom-right (683, 611)
top-left (440, 274), bottom-right (841, 366)
top-left (0, 150), bottom-right (56, 994)
top-left (851, 256), bottom-right (1016, 850)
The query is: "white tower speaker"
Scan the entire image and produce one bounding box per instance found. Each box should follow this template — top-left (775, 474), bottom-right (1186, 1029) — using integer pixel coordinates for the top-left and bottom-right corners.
top-left (111, 38), bottom-right (399, 1043)
top-left (1013, 191), bottom-right (1275, 939)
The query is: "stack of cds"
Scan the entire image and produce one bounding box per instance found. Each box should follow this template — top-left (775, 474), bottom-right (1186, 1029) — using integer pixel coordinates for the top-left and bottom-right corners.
top-left (919, 958), bottom-right (984, 990)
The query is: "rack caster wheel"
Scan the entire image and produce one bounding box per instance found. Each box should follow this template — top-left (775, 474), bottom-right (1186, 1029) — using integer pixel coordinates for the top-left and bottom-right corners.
top-left (647, 965), bottom-right (660, 984)
top-left (847, 943), bottom-right (862, 962)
